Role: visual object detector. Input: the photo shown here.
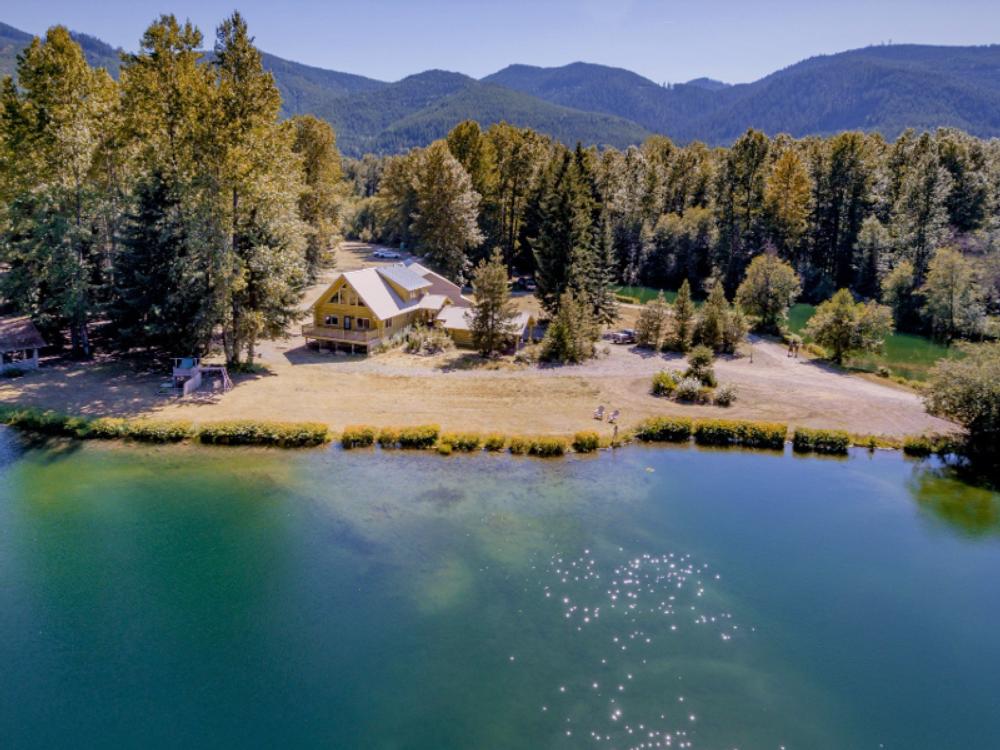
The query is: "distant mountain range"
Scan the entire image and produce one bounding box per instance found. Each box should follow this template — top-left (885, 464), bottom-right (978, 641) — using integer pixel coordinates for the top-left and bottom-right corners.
top-left (3, 21), bottom-right (1000, 156)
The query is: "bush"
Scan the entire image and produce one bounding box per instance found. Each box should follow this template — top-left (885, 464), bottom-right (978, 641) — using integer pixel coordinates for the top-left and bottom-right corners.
top-left (508, 435), bottom-right (531, 455)
top-left (572, 431), bottom-right (600, 453)
top-left (528, 436), bottom-right (568, 457)
top-left (2, 407), bottom-right (79, 436)
top-left (693, 419), bottom-right (787, 449)
top-left (674, 377), bottom-right (705, 402)
top-left (714, 384), bottom-right (737, 407)
top-left (405, 326), bottom-right (453, 355)
top-left (902, 434), bottom-right (963, 457)
top-left (685, 344), bottom-right (717, 387)
top-left (83, 417), bottom-right (128, 439)
top-left (377, 427), bottom-right (401, 448)
top-left (398, 424), bottom-right (440, 448)
top-left (483, 432), bottom-right (507, 451)
top-left (341, 425), bottom-right (376, 448)
top-left (634, 416), bottom-right (693, 442)
top-left (651, 371), bottom-right (677, 396)
top-left (792, 427), bottom-right (850, 455)
top-left (507, 435), bottom-right (568, 456)
top-left (125, 419), bottom-right (194, 443)
top-left (198, 421), bottom-right (329, 447)
top-left (877, 366), bottom-right (891, 378)
top-left (436, 442), bottom-right (453, 455)
top-left (439, 432), bottom-right (482, 451)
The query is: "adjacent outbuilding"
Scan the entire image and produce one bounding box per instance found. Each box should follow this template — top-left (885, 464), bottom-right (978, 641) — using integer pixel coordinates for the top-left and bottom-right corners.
top-left (0, 316), bottom-right (46, 373)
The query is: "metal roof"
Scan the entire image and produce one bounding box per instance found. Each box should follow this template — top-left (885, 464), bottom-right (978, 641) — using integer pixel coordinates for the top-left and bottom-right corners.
top-left (376, 265), bottom-right (431, 292)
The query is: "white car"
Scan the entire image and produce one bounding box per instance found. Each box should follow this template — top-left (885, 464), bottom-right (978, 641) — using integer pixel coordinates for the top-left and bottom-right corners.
top-left (373, 249), bottom-right (401, 259)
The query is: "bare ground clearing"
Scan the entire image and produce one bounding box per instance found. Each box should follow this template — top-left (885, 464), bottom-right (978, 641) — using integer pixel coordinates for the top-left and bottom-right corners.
top-left (0, 242), bottom-right (955, 438)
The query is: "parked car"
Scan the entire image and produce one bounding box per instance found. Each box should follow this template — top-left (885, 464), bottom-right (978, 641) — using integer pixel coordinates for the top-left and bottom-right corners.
top-left (373, 248), bottom-right (401, 259)
top-left (607, 329), bottom-right (636, 344)
top-left (514, 276), bottom-right (537, 292)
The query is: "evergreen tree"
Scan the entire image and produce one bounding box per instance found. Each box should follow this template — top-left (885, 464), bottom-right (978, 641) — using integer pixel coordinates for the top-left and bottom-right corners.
top-left (669, 279), bottom-right (696, 351)
top-left (469, 249), bottom-right (519, 356)
top-left (695, 282), bottom-right (729, 351)
top-left (881, 260), bottom-right (922, 332)
top-left (891, 133), bottom-right (952, 281)
top-left (635, 291), bottom-right (669, 349)
top-left (540, 290), bottom-right (598, 363)
top-left (411, 140), bottom-right (483, 282)
top-left (854, 215), bottom-right (891, 299)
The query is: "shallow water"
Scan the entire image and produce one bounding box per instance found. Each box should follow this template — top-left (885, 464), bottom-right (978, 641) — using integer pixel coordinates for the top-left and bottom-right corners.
top-left (1, 433), bottom-right (998, 749)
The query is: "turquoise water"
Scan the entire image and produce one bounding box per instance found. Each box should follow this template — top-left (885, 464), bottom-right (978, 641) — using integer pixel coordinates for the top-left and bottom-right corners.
top-left (1, 432), bottom-right (999, 749)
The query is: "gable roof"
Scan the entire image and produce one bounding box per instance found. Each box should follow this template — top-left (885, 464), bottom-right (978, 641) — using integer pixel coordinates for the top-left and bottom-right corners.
top-left (377, 264), bottom-right (431, 292)
top-left (0, 316), bottom-right (46, 350)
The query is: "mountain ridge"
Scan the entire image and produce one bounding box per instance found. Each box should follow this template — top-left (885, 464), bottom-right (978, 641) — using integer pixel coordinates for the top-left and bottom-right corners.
top-left (3, 21), bottom-right (1000, 155)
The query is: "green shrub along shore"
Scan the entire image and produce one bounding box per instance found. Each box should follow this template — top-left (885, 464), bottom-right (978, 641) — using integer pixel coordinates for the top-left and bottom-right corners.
top-left (0, 405), bottom-right (959, 459)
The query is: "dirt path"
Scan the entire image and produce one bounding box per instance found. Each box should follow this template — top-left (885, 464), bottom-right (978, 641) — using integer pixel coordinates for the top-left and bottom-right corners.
top-left (0, 241), bottom-right (955, 438)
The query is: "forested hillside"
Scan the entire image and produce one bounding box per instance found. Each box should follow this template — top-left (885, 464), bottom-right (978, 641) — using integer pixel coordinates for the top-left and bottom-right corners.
top-left (5, 20), bottom-right (1000, 154)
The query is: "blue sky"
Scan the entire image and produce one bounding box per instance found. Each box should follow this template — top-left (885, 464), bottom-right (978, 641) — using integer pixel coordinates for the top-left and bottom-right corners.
top-left (5, 0), bottom-right (999, 83)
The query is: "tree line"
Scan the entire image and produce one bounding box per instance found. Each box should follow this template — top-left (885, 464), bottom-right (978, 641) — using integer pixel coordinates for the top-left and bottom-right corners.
top-left (0, 15), bottom-right (343, 364)
top-left (345, 121), bottom-right (1000, 342)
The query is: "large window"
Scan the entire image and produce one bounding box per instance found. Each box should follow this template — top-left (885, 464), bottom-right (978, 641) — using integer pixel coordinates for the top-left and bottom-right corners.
top-left (324, 315), bottom-right (339, 327)
top-left (356, 318), bottom-right (371, 330)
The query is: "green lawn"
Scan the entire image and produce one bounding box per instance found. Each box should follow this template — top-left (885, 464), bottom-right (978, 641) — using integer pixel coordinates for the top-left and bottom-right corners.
top-left (615, 285), bottom-right (677, 304)
top-left (788, 303), bottom-right (957, 381)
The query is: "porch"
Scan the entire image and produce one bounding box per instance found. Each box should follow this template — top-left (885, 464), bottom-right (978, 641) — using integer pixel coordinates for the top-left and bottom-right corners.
top-left (302, 325), bottom-right (383, 353)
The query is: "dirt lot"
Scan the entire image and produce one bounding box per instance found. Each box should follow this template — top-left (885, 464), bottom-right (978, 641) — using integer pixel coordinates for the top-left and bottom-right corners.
top-left (0, 242), bottom-right (955, 438)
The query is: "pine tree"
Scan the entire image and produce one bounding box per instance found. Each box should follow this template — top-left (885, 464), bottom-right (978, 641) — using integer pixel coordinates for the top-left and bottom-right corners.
top-left (669, 279), bottom-right (696, 351)
top-left (891, 133), bottom-right (952, 281)
top-left (695, 282), bottom-right (729, 351)
top-left (540, 290), bottom-right (598, 363)
top-left (470, 249), bottom-right (519, 356)
top-left (635, 291), bottom-right (669, 349)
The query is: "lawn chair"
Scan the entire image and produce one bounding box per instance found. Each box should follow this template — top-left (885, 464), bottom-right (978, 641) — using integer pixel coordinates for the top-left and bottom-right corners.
top-left (608, 409), bottom-right (620, 424)
top-left (593, 405), bottom-right (605, 420)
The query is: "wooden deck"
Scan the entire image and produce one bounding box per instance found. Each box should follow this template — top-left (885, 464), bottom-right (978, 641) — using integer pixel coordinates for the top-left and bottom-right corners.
top-left (302, 325), bottom-right (382, 352)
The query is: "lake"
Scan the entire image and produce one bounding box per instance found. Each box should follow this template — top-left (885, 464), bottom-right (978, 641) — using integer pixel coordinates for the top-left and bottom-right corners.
top-left (1, 432), bottom-right (998, 749)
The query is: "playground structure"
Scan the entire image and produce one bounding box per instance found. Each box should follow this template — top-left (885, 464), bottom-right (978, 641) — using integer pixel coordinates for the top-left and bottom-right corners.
top-left (171, 358), bottom-right (234, 397)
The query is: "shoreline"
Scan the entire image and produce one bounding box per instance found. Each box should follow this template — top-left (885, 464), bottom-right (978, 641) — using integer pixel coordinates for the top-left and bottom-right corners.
top-left (0, 406), bottom-right (957, 460)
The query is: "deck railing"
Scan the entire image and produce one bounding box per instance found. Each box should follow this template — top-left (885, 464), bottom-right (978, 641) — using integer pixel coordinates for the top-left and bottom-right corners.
top-left (302, 325), bottom-right (382, 343)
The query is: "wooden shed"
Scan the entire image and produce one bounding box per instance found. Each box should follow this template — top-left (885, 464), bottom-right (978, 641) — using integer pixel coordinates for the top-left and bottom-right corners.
top-left (0, 316), bottom-right (46, 373)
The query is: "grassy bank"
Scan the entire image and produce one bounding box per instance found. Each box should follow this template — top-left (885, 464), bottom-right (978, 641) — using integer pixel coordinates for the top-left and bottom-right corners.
top-left (0, 404), bottom-right (958, 461)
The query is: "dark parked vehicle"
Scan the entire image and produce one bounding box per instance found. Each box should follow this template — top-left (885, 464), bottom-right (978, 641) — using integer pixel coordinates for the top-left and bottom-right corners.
top-left (607, 329), bottom-right (636, 344)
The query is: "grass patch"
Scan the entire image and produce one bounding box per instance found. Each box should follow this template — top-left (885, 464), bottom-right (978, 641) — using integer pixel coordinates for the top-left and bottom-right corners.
top-left (792, 427), bottom-right (850, 455)
top-left (124, 419), bottom-right (194, 443)
top-left (377, 427), bottom-right (401, 448)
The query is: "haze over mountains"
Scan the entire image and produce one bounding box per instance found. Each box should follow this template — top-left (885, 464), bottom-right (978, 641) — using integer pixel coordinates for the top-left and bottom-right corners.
top-left (3, 20), bottom-right (1000, 156)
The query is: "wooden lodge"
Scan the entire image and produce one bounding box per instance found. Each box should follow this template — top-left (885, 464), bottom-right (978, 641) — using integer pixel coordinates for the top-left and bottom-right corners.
top-left (305, 260), bottom-right (529, 354)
